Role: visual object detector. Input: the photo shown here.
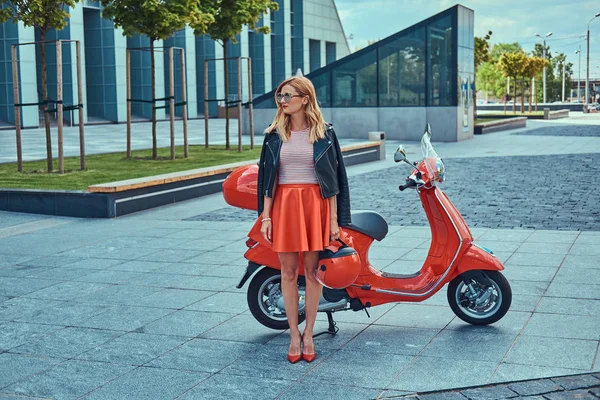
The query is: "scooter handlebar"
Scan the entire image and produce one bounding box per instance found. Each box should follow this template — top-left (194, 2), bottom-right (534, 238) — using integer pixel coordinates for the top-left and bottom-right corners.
top-left (399, 179), bottom-right (417, 191)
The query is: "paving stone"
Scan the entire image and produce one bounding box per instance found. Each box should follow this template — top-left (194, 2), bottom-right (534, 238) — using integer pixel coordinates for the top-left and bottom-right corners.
top-left (374, 304), bottom-right (456, 329)
top-left (508, 379), bottom-right (564, 396)
top-left (0, 353), bottom-right (61, 388)
top-left (490, 364), bottom-right (589, 384)
top-left (278, 382), bottom-right (385, 400)
top-left (417, 392), bottom-right (466, 399)
top-left (22, 281), bottom-right (110, 301)
top-left (136, 288), bottom-right (216, 309)
top-left (550, 374), bottom-right (600, 390)
top-left (459, 385), bottom-right (519, 399)
top-left (340, 325), bottom-right (438, 356)
top-left (545, 282), bottom-right (600, 300)
top-left (0, 278), bottom-right (59, 297)
top-left (506, 336), bottom-right (598, 370)
top-left (15, 303), bottom-right (110, 326)
top-left (446, 311), bottom-right (531, 335)
top-left (141, 309), bottom-right (232, 337)
top-left (537, 297), bottom-right (600, 316)
top-left (178, 373), bottom-right (290, 400)
top-left (522, 313), bottom-right (600, 340)
top-left (420, 330), bottom-right (517, 363)
top-left (543, 389), bottom-right (599, 399)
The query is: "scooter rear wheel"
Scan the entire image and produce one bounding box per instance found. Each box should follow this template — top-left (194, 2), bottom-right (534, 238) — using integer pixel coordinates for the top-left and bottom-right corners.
top-left (447, 270), bottom-right (512, 325)
top-left (247, 267), bottom-right (306, 330)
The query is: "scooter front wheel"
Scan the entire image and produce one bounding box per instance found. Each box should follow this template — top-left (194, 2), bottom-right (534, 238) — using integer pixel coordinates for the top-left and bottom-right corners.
top-left (247, 267), bottom-right (306, 330)
top-left (447, 270), bottom-right (512, 325)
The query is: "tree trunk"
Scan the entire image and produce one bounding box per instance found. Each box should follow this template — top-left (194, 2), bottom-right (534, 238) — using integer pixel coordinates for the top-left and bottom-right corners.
top-left (40, 30), bottom-right (53, 172)
top-left (473, 75), bottom-right (477, 116)
top-left (520, 79), bottom-right (525, 114)
top-left (529, 78), bottom-right (532, 113)
top-left (224, 39), bottom-right (230, 150)
top-left (512, 78), bottom-right (517, 113)
top-left (151, 39), bottom-right (157, 160)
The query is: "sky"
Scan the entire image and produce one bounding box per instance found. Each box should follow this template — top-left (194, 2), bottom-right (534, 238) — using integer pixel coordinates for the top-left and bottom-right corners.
top-left (334, 0), bottom-right (600, 78)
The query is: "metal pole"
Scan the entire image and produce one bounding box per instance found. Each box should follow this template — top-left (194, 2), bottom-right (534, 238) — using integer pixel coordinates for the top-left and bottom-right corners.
top-left (126, 49), bottom-right (131, 158)
top-left (562, 60), bottom-right (565, 103)
top-left (248, 57), bottom-right (254, 150)
top-left (577, 48), bottom-right (581, 102)
top-left (56, 40), bottom-right (64, 174)
top-left (586, 28), bottom-right (590, 105)
top-left (204, 59), bottom-right (209, 148)
top-left (180, 49), bottom-right (188, 158)
top-left (533, 77), bottom-right (536, 111)
top-left (76, 41), bottom-right (86, 170)
top-left (237, 56), bottom-right (242, 152)
top-left (11, 45), bottom-right (22, 172)
top-left (543, 39), bottom-right (547, 104)
top-left (169, 47), bottom-right (175, 160)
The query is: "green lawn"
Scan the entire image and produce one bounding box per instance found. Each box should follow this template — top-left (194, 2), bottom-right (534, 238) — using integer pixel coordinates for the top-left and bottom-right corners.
top-left (0, 145), bottom-right (262, 191)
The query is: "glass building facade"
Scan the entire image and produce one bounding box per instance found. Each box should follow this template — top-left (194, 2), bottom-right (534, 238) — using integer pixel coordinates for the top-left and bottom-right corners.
top-left (250, 5), bottom-right (475, 141)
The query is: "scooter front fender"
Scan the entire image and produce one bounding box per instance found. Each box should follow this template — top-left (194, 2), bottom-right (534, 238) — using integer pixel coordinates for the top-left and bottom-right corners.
top-left (453, 244), bottom-right (504, 278)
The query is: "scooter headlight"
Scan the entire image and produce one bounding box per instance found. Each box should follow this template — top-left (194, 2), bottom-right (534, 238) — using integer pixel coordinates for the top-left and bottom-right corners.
top-left (436, 158), bottom-right (445, 183)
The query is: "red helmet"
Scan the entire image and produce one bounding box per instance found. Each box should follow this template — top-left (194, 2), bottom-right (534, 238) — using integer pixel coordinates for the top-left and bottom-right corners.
top-left (316, 241), bottom-right (361, 289)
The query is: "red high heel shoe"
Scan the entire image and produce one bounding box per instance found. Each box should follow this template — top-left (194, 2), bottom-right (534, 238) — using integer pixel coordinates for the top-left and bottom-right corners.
top-left (287, 332), bottom-right (302, 364)
top-left (302, 334), bottom-right (316, 363)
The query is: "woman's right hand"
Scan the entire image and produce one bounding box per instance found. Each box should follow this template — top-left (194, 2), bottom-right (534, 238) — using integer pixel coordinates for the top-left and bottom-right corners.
top-left (261, 220), bottom-right (272, 243)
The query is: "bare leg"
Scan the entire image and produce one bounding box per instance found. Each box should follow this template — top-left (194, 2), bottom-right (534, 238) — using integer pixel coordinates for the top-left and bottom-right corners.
top-left (278, 252), bottom-right (301, 355)
top-left (302, 251), bottom-right (322, 355)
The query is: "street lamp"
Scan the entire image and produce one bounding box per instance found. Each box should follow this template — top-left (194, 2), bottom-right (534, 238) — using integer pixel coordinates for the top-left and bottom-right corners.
top-left (576, 48), bottom-right (581, 102)
top-left (586, 12), bottom-right (600, 105)
top-left (535, 32), bottom-right (553, 103)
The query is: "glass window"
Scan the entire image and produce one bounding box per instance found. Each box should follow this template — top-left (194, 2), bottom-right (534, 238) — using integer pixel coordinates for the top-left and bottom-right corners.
top-left (310, 39), bottom-right (321, 72)
top-left (378, 27), bottom-right (425, 106)
top-left (326, 42), bottom-right (336, 65)
top-left (333, 50), bottom-right (377, 107)
top-left (310, 69), bottom-right (331, 107)
top-left (427, 15), bottom-right (454, 106)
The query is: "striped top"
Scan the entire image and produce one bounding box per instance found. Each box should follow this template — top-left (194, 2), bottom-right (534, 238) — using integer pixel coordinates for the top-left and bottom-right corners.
top-left (278, 128), bottom-right (318, 184)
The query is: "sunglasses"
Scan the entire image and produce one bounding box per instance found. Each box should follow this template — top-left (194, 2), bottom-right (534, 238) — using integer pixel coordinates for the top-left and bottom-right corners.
top-left (276, 92), bottom-right (305, 103)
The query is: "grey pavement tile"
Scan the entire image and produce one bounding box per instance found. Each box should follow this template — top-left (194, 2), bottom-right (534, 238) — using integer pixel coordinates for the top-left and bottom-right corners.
top-left (152, 262), bottom-right (214, 276)
top-left (22, 282), bottom-right (110, 301)
top-left (0, 322), bottom-right (62, 351)
top-left (185, 229), bottom-right (249, 243)
top-left (199, 314), bottom-right (283, 343)
top-left (124, 227), bottom-right (184, 238)
top-left (340, 325), bottom-right (439, 356)
top-left (510, 294), bottom-right (543, 312)
top-left (163, 228), bottom-right (224, 240)
top-left (142, 309), bottom-right (233, 337)
top-left (525, 232), bottom-right (579, 244)
top-left (92, 247), bottom-right (163, 260)
top-left (220, 350), bottom-right (316, 381)
top-left (420, 330), bottom-right (517, 363)
top-left (544, 390), bottom-right (599, 399)
top-left (316, 302), bottom-right (396, 325)
top-left (546, 282), bottom-right (600, 300)
top-left (479, 229), bottom-right (534, 242)
top-left (80, 366), bottom-right (208, 400)
top-left (278, 381), bottom-right (384, 400)
top-left (76, 332), bottom-right (188, 366)
top-left (505, 253), bottom-right (564, 268)
top-left (476, 240), bottom-right (522, 253)
top-left (178, 373), bottom-right (290, 400)
top-left (267, 321), bottom-right (363, 353)
top-left (2, 359), bottom-right (133, 399)
top-left (522, 313), bottom-right (600, 340)
top-left (75, 306), bottom-right (173, 332)
top-left (387, 356), bottom-right (498, 392)
top-left (507, 379), bottom-right (564, 396)
top-left (575, 234), bottom-right (600, 245)
top-left (90, 237), bottom-right (154, 247)
top-left (0, 297), bottom-right (8, 303)
top-left (166, 275), bottom-right (240, 291)
top-left (15, 302), bottom-right (110, 326)
top-left (75, 284), bottom-right (162, 306)
top-left (374, 304), bottom-right (456, 329)
top-left (16, 256), bottom-right (85, 268)
top-left (136, 249), bottom-right (204, 263)
top-left (445, 311), bottom-right (532, 335)
top-left (125, 237), bottom-right (199, 250)
top-left (368, 247), bottom-right (407, 260)
top-left (0, 264), bottom-right (53, 278)
top-left (0, 278), bottom-right (59, 297)
top-left (382, 260), bottom-right (424, 275)
top-left (510, 280), bottom-right (550, 296)
top-left (420, 291), bottom-right (450, 307)
top-left (0, 353), bottom-right (61, 389)
top-left (181, 251), bottom-right (244, 265)
top-left (505, 336), bottom-right (598, 370)
top-left (303, 350), bottom-right (413, 390)
top-left (378, 390), bottom-right (417, 399)
top-left (105, 260), bottom-right (165, 273)
top-left (25, 266), bottom-right (101, 281)
top-left (502, 266), bottom-right (558, 282)
top-left (146, 338), bottom-right (259, 373)
top-left (550, 374), bottom-right (600, 390)
top-left (553, 268), bottom-right (600, 285)
top-left (399, 248), bottom-right (430, 262)
top-left (173, 239), bottom-right (227, 251)
top-left (0, 254), bottom-right (34, 268)
top-left (194, 263), bottom-right (249, 278)
top-left (459, 385), bottom-right (519, 400)
top-left (569, 244), bottom-right (600, 256)
top-left (536, 297), bottom-right (600, 316)
top-left (184, 291), bottom-right (247, 314)
top-left (136, 288), bottom-right (216, 309)
top-left (119, 272), bottom-right (186, 288)
top-left (54, 258), bottom-right (126, 270)
top-left (561, 255), bottom-right (600, 270)
top-left (12, 327), bottom-right (120, 358)
top-left (0, 298), bottom-right (65, 323)
top-left (417, 392), bottom-right (466, 400)
top-left (71, 270), bottom-right (144, 284)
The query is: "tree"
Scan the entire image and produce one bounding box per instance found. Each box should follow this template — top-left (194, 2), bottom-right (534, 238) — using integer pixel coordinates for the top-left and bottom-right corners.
top-left (497, 51), bottom-right (528, 113)
top-left (523, 56), bottom-right (547, 112)
top-left (191, 0), bottom-right (278, 150)
top-left (474, 30), bottom-right (492, 114)
top-left (101, 0), bottom-right (214, 159)
top-left (0, 0), bottom-right (81, 172)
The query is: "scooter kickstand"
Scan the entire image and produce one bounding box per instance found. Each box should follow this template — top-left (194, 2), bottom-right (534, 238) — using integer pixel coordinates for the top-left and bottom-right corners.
top-left (313, 311), bottom-right (339, 338)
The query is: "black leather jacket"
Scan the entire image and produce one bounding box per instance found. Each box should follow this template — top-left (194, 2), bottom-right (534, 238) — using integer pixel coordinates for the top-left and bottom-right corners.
top-left (257, 123), bottom-right (352, 227)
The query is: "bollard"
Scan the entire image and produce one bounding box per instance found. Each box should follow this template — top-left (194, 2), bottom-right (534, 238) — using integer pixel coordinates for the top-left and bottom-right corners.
top-left (368, 131), bottom-right (386, 160)
top-left (543, 108), bottom-right (550, 120)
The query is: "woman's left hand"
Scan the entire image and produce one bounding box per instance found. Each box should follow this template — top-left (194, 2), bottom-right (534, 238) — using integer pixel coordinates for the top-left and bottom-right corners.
top-left (330, 219), bottom-right (340, 242)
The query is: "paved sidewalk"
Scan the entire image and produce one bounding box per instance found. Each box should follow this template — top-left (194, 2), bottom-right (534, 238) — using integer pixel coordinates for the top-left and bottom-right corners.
top-left (0, 115), bottom-right (599, 399)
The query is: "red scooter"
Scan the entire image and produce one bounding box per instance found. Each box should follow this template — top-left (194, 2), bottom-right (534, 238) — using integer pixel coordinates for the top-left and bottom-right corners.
top-left (222, 124), bottom-right (512, 333)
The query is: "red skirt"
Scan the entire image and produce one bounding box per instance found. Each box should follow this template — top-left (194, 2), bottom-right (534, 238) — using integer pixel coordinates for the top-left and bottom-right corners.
top-left (249, 184), bottom-right (331, 253)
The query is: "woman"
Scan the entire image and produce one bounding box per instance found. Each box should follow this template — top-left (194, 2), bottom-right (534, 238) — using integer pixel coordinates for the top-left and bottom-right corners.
top-left (250, 76), bottom-right (351, 363)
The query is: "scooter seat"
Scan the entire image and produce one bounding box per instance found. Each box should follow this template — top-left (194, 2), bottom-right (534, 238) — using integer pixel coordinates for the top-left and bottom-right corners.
top-left (349, 211), bottom-right (388, 241)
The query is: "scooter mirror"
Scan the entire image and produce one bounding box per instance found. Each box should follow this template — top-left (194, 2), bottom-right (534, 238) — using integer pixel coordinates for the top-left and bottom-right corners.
top-left (394, 145), bottom-right (408, 163)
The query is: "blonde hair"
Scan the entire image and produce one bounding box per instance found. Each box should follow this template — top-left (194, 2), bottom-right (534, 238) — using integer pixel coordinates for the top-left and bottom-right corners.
top-left (265, 76), bottom-right (326, 143)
